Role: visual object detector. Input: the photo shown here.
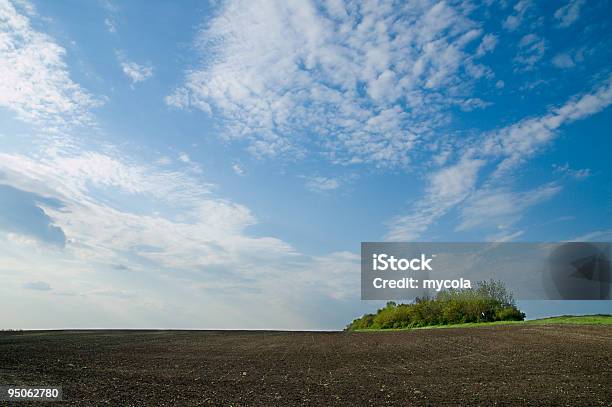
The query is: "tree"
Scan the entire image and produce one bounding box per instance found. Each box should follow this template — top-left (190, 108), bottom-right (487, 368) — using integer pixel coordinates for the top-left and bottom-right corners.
top-left (476, 279), bottom-right (515, 306)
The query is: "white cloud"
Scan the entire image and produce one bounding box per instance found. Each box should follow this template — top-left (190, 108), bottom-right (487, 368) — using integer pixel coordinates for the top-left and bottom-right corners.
top-left (156, 156), bottom-right (172, 165)
top-left (476, 34), bottom-right (498, 57)
top-left (486, 230), bottom-right (524, 243)
top-left (169, 0), bottom-right (496, 166)
top-left (0, 0), bottom-right (101, 128)
top-left (0, 150), bottom-right (213, 207)
top-left (3, 1), bottom-right (365, 328)
top-left (552, 53), bottom-right (575, 69)
top-left (552, 163), bottom-right (591, 180)
top-left (457, 183), bottom-right (562, 231)
top-left (304, 176), bottom-right (340, 193)
top-left (486, 75), bottom-right (612, 177)
top-left (502, 0), bottom-right (532, 31)
top-left (386, 76), bottom-right (612, 241)
top-left (104, 17), bottom-right (116, 33)
top-left (101, 0), bottom-right (118, 33)
top-left (514, 34), bottom-right (546, 71)
top-left (120, 59), bottom-right (153, 86)
top-left (551, 48), bottom-right (585, 69)
top-left (293, 251), bottom-right (360, 301)
top-left (232, 163), bottom-right (245, 176)
top-left (554, 0), bottom-right (586, 28)
top-left (386, 158), bottom-right (484, 240)
top-left (9, 0), bottom-right (34, 15)
top-left (0, 142), bottom-right (362, 328)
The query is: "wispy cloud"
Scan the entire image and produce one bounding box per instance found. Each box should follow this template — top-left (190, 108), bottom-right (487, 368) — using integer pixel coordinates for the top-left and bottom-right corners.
top-left (476, 34), bottom-right (498, 57)
top-left (486, 230), bottom-right (524, 243)
top-left (156, 156), bottom-right (172, 165)
top-left (386, 158), bottom-right (484, 240)
top-left (119, 58), bottom-right (153, 86)
top-left (554, 0), bottom-right (586, 28)
top-left (2, 6), bottom-right (310, 327)
top-left (551, 48), bottom-right (586, 69)
top-left (0, 0), bottom-right (101, 129)
top-left (304, 176), bottom-right (340, 193)
top-left (0, 0), bottom-right (361, 323)
top-left (486, 75), bottom-right (612, 177)
top-left (552, 163), bottom-right (591, 180)
top-left (168, 0), bottom-right (495, 165)
top-left (104, 17), bottom-right (116, 33)
top-left (232, 163), bottom-right (245, 176)
top-left (386, 76), bottom-right (612, 241)
top-left (457, 183), bottom-right (562, 232)
top-left (0, 141), bottom-right (361, 327)
top-left (514, 34), bottom-right (546, 71)
top-left (101, 0), bottom-right (118, 34)
top-left (502, 0), bottom-right (533, 31)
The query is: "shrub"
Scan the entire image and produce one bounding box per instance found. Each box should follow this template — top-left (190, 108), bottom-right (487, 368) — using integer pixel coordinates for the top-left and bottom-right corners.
top-left (494, 306), bottom-right (526, 321)
top-left (346, 280), bottom-right (525, 330)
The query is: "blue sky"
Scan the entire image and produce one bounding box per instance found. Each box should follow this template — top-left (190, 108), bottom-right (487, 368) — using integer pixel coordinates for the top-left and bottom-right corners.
top-left (0, 0), bottom-right (611, 329)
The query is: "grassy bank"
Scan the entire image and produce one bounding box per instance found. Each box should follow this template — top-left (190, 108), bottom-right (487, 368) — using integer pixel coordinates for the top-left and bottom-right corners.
top-left (353, 314), bottom-right (612, 332)
top-left (527, 314), bottom-right (612, 325)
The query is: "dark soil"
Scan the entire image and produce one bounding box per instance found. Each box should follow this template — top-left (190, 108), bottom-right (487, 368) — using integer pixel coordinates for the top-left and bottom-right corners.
top-left (1, 324), bottom-right (610, 406)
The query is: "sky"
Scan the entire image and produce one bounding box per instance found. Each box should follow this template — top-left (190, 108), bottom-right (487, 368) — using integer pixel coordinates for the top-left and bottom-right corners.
top-left (0, 0), bottom-right (611, 330)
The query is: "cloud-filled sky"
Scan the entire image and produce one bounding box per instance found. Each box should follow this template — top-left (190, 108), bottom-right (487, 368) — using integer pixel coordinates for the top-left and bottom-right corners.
top-left (0, 0), bottom-right (611, 329)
